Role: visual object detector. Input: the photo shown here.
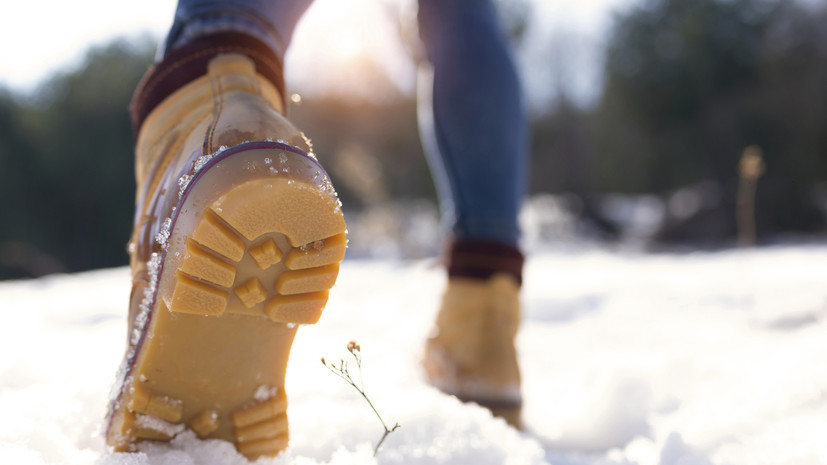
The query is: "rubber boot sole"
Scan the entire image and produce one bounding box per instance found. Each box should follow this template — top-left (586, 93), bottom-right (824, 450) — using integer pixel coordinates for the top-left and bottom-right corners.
top-left (107, 142), bottom-right (346, 459)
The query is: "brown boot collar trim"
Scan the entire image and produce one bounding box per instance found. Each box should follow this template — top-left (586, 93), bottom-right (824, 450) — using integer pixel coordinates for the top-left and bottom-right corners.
top-left (130, 31), bottom-right (286, 138)
top-left (448, 240), bottom-right (524, 285)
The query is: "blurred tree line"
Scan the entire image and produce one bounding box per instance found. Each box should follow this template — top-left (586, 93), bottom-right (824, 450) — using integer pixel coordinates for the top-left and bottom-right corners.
top-left (590, 0), bottom-right (827, 242)
top-left (2, 0), bottom-right (827, 279)
top-left (0, 38), bottom-right (155, 279)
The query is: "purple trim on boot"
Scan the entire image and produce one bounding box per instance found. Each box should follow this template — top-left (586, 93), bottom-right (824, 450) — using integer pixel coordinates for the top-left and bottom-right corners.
top-left (130, 31), bottom-right (286, 138)
top-left (448, 240), bottom-right (524, 285)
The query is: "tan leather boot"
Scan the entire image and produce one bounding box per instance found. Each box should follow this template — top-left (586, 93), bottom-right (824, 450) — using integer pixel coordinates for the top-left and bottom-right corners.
top-left (105, 33), bottom-right (347, 459)
top-left (424, 273), bottom-right (523, 427)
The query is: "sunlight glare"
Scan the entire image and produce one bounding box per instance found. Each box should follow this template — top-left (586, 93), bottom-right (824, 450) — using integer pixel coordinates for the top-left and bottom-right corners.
top-left (286, 0), bottom-right (417, 101)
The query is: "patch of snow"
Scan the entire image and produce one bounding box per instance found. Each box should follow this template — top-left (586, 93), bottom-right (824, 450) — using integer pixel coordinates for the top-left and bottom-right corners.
top-left (1, 246), bottom-right (827, 464)
top-left (134, 415), bottom-right (185, 438)
top-left (253, 385), bottom-right (278, 403)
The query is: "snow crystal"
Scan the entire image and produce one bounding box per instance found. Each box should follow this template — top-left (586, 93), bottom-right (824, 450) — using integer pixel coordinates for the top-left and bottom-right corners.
top-left (253, 385), bottom-right (278, 402)
top-left (300, 240), bottom-right (325, 253)
top-left (154, 218), bottom-right (172, 248)
top-left (146, 252), bottom-right (162, 279)
top-left (193, 155), bottom-right (211, 173)
top-left (129, 252), bottom-right (162, 348)
top-left (177, 174), bottom-right (192, 198)
top-left (193, 146), bottom-right (229, 174)
top-left (299, 132), bottom-right (313, 153)
top-left (135, 414), bottom-right (185, 438)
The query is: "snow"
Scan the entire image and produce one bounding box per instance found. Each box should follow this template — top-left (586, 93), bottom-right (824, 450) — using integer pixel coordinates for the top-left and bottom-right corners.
top-left (134, 415), bottom-right (185, 438)
top-left (254, 385), bottom-right (278, 403)
top-left (2, 245), bottom-right (827, 465)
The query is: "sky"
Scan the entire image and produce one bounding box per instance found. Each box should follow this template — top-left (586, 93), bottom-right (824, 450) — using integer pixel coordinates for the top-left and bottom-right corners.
top-left (0, 0), bottom-right (639, 107)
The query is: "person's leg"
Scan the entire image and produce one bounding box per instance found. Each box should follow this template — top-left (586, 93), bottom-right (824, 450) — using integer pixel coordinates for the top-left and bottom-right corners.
top-left (418, 0), bottom-right (527, 254)
top-left (107, 1), bottom-right (348, 458)
top-left (418, 0), bottom-right (528, 428)
top-left (162, 0), bottom-right (313, 61)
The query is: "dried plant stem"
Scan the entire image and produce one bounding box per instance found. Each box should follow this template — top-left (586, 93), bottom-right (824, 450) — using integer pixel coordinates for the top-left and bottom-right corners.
top-left (322, 341), bottom-right (401, 457)
top-left (737, 145), bottom-right (765, 248)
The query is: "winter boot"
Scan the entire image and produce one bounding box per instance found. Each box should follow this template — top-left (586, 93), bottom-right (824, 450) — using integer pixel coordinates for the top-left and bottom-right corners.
top-left (105, 33), bottom-right (347, 459)
top-left (423, 242), bottom-right (524, 427)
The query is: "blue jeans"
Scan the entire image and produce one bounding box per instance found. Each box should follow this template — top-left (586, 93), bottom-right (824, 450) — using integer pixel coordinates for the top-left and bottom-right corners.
top-left (164, 0), bottom-right (527, 247)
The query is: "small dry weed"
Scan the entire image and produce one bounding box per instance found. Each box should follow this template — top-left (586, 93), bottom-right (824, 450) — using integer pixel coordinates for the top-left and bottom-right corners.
top-left (322, 341), bottom-right (401, 457)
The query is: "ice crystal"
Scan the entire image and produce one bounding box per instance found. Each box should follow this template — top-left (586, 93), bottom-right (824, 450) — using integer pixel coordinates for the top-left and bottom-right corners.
top-left (135, 414), bottom-right (185, 437)
top-left (178, 174), bottom-right (192, 198)
top-left (130, 252), bottom-right (162, 347)
top-left (194, 145), bottom-right (228, 173)
top-left (253, 385), bottom-right (278, 402)
top-left (154, 218), bottom-right (172, 248)
top-left (193, 155), bottom-right (213, 173)
top-left (300, 240), bottom-right (325, 253)
top-left (108, 366), bottom-right (128, 403)
top-left (300, 132), bottom-right (313, 152)
top-left (147, 251), bottom-right (162, 281)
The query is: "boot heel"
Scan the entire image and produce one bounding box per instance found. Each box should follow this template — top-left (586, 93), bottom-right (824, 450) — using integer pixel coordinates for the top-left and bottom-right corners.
top-left (110, 143), bottom-right (346, 459)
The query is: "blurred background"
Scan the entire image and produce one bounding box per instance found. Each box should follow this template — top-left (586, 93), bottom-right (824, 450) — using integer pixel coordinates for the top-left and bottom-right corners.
top-left (2, 0), bottom-right (827, 280)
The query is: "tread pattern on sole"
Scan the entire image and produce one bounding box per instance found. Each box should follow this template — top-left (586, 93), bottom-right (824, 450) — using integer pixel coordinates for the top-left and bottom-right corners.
top-left (231, 394), bottom-right (289, 459)
top-left (191, 211), bottom-right (246, 262)
top-left (169, 272), bottom-right (230, 316)
top-left (114, 170), bottom-right (347, 459)
top-left (275, 263), bottom-right (340, 295)
top-left (128, 385), bottom-right (184, 423)
top-left (180, 241), bottom-right (237, 287)
top-left (265, 291), bottom-right (329, 324)
top-left (234, 277), bottom-right (267, 308)
top-left (249, 238), bottom-right (282, 270)
top-left (190, 410), bottom-right (220, 437)
top-left (134, 413), bottom-right (186, 441)
top-left (169, 194), bottom-right (345, 323)
top-left (284, 233), bottom-right (347, 270)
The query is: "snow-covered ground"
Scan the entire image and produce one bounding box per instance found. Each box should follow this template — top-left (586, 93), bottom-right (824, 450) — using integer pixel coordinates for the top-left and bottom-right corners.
top-left (2, 245), bottom-right (827, 465)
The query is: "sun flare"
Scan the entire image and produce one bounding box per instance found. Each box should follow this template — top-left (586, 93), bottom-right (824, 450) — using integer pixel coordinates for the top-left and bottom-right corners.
top-left (286, 0), bottom-right (417, 100)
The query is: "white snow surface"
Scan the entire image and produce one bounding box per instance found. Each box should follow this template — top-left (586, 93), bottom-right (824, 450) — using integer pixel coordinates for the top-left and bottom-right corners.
top-left (2, 245), bottom-right (827, 465)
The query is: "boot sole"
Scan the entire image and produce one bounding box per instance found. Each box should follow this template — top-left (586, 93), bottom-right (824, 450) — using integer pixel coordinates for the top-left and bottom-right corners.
top-left (107, 142), bottom-right (346, 459)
